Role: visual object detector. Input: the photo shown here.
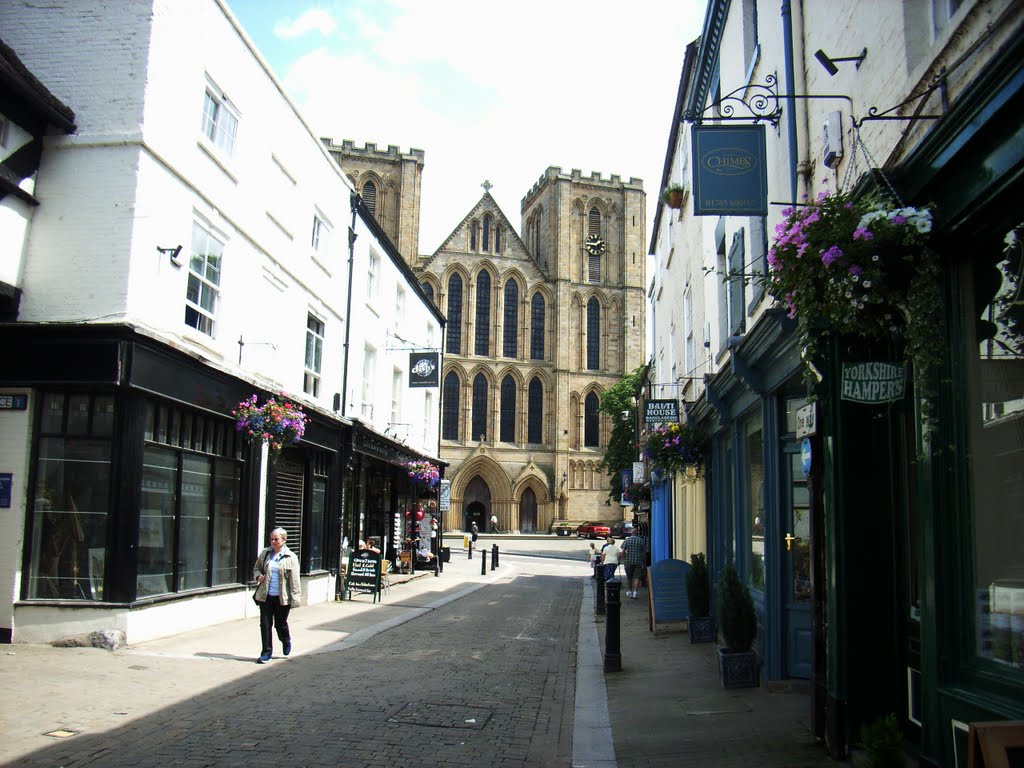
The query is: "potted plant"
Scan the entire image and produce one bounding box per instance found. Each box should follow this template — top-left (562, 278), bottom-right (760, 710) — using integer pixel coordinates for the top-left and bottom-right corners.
top-left (661, 183), bottom-right (685, 210)
top-left (766, 187), bottom-right (940, 426)
top-left (232, 394), bottom-right (308, 455)
top-left (642, 422), bottom-right (705, 474)
top-left (405, 460), bottom-right (440, 496)
top-left (716, 564), bottom-right (759, 688)
top-left (685, 552), bottom-right (715, 643)
top-left (857, 713), bottom-right (905, 768)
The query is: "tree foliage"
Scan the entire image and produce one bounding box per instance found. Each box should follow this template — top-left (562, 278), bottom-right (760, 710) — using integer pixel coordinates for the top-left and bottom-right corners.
top-left (597, 365), bottom-right (646, 499)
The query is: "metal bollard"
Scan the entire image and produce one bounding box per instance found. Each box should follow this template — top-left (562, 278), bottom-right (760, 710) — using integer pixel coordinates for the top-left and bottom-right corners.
top-left (481, 548), bottom-right (488, 575)
top-left (468, 541), bottom-right (473, 560)
top-left (595, 562), bottom-right (606, 615)
top-left (491, 543), bottom-right (498, 570)
top-left (604, 579), bottom-right (622, 672)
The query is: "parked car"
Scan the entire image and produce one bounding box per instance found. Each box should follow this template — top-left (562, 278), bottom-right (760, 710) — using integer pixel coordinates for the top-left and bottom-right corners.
top-left (610, 521), bottom-right (635, 538)
top-left (553, 523), bottom-right (574, 537)
top-left (576, 521), bottom-right (611, 539)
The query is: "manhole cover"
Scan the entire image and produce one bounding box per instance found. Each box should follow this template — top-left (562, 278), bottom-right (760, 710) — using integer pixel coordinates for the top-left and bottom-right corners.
top-left (388, 702), bottom-right (492, 730)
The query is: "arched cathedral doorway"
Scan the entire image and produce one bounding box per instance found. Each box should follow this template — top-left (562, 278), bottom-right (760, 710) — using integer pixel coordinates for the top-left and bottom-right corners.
top-left (463, 475), bottom-right (491, 531)
top-left (520, 488), bottom-right (537, 533)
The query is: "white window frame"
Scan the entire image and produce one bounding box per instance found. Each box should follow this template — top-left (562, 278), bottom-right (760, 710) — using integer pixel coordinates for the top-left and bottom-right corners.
top-left (361, 345), bottom-right (376, 419)
top-left (395, 286), bottom-right (406, 328)
top-left (201, 78), bottom-right (238, 157)
top-left (304, 313), bottom-right (325, 397)
top-left (367, 250), bottom-right (380, 301)
top-left (391, 367), bottom-right (402, 428)
top-left (185, 220), bottom-right (225, 337)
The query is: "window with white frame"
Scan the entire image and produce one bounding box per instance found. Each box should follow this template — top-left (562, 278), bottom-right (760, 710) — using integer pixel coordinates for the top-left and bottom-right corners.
top-left (367, 251), bottom-right (380, 301)
top-left (361, 345), bottom-right (376, 419)
top-left (200, 81), bottom-right (238, 157)
top-left (425, 391), bottom-right (434, 444)
top-left (391, 368), bottom-right (402, 428)
top-left (304, 314), bottom-right (324, 397)
top-left (185, 221), bottom-right (224, 336)
top-left (395, 286), bottom-right (405, 328)
top-left (311, 213), bottom-right (330, 253)
top-left (684, 286), bottom-right (695, 378)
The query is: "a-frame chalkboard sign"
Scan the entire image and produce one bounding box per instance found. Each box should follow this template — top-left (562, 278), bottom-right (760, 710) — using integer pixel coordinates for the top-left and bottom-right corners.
top-left (346, 549), bottom-right (382, 602)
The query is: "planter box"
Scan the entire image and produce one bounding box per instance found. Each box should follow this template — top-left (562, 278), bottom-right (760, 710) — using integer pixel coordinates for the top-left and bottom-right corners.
top-left (688, 615), bottom-right (715, 644)
top-left (718, 648), bottom-right (759, 689)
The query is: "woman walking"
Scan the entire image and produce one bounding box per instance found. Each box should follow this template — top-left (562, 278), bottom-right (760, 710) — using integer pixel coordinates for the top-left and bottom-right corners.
top-left (253, 527), bottom-right (301, 664)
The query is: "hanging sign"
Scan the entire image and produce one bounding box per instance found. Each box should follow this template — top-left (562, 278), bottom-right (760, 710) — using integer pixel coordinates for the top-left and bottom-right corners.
top-left (0, 474), bottom-right (11, 508)
top-left (795, 403), bottom-right (817, 439)
top-left (632, 461), bottom-right (645, 484)
top-left (644, 399), bottom-right (679, 424)
top-left (0, 394), bottom-right (28, 411)
top-left (439, 479), bottom-right (451, 512)
top-left (841, 362), bottom-right (906, 404)
top-left (691, 124), bottom-right (768, 216)
top-left (408, 352), bottom-right (439, 388)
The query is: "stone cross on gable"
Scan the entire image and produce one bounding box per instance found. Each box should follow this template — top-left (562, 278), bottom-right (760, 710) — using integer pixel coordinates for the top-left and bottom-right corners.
top-left (481, 180), bottom-right (493, 192)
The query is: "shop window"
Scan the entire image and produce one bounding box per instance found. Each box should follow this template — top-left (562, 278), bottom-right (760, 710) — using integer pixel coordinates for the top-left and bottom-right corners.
top-left (27, 392), bottom-right (115, 600)
top-left (137, 402), bottom-right (241, 598)
top-left (745, 409), bottom-right (765, 588)
top-left (964, 237), bottom-right (1024, 670)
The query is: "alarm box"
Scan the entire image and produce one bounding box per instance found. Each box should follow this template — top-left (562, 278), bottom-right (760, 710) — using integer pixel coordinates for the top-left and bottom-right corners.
top-left (823, 111), bottom-right (843, 169)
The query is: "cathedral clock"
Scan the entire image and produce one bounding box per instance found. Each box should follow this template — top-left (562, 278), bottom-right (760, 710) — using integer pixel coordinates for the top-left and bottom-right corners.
top-left (584, 234), bottom-right (606, 256)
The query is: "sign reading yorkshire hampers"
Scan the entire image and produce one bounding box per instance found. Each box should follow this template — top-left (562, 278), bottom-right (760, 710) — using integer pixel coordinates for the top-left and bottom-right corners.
top-left (841, 362), bottom-right (906, 404)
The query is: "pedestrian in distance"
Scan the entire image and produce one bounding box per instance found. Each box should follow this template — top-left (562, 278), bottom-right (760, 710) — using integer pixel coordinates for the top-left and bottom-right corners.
top-left (621, 528), bottom-right (647, 598)
top-left (600, 536), bottom-right (620, 582)
top-left (470, 521), bottom-right (479, 552)
top-left (588, 542), bottom-right (599, 578)
top-left (490, 513), bottom-right (499, 533)
top-left (252, 527), bottom-right (301, 664)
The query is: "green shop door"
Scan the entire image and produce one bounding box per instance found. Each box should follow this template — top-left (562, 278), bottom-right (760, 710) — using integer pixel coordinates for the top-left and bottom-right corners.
top-left (783, 444), bottom-right (812, 678)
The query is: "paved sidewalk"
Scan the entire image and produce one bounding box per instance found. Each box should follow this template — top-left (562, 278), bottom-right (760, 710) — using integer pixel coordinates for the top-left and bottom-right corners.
top-left (591, 576), bottom-right (837, 768)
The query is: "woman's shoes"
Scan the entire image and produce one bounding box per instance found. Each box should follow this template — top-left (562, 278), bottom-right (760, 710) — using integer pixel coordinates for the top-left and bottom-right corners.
top-left (257, 652), bottom-right (272, 664)
top-left (283, 641), bottom-right (292, 656)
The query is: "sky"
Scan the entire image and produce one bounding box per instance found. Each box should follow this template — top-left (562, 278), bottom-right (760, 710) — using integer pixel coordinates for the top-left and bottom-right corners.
top-left (224, 0), bottom-right (706, 255)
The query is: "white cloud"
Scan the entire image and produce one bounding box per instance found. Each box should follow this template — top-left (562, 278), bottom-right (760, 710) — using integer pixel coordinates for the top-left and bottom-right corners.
top-left (270, 0), bottom-right (705, 253)
top-left (273, 8), bottom-right (337, 39)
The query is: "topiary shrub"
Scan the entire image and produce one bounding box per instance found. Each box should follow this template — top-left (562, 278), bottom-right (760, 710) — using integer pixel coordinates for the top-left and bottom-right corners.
top-left (686, 552), bottom-right (711, 617)
top-left (858, 713), bottom-right (905, 768)
top-left (717, 564), bottom-right (756, 652)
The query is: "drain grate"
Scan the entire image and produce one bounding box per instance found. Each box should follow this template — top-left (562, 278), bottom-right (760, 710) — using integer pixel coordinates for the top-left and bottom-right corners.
top-left (44, 729), bottom-right (79, 739)
top-left (387, 702), bottom-right (492, 730)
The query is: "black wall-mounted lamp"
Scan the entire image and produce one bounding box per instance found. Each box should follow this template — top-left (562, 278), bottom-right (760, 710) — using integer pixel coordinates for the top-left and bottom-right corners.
top-left (157, 245), bottom-right (183, 264)
top-left (814, 47), bottom-right (867, 76)
top-left (561, 471), bottom-right (567, 487)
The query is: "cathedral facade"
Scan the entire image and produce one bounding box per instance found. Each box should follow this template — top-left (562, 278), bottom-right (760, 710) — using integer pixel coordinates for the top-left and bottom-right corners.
top-left (324, 140), bottom-right (646, 532)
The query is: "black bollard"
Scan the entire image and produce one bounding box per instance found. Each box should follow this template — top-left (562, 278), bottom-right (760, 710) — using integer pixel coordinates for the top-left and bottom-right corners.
top-left (491, 543), bottom-right (498, 570)
top-left (595, 562), bottom-right (606, 615)
top-left (481, 548), bottom-right (488, 575)
top-left (604, 579), bottom-right (622, 672)
top-left (468, 541), bottom-right (473, 560)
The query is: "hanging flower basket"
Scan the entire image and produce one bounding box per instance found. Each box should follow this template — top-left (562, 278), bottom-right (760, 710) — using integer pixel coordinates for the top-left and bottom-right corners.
top-left (643, 422), bottom-right (706, 473)
top-left (623, 481), bottom-right (651, 505)
top-left (767, 188), bottom-right (941, 385)
top-left (405, 460), bottom-right (439, 494)
top-left (232, 394), bottom-right (308, 454)
top-left (662, 184), bottom-right (685, 210)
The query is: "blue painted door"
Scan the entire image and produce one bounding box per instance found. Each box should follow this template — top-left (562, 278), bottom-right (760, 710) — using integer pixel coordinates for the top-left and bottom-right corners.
top-left (783, 447), bottom-right (812, 678)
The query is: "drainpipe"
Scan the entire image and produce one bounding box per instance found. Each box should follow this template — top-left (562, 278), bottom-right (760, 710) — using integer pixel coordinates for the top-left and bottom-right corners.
top-left (781, 0), bottom-right (799, 204)
top-left (341, 191), bottom-right (358, 415)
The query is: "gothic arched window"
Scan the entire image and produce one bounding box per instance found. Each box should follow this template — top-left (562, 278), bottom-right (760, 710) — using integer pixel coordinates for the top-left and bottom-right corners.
top-left (475, 270), bottom-right (491, 356)
top-left (363, 180), bottom-right (378, 216)
top-left (446, 274), bottom-right (463, 354)
top-left (588, 206), bottom-right (600, 236)
top-left (586, 297), bottom-right (600, 370)
top-left (442, 372), bottom-right (460, 440)
top-left (472, 374), bottom-right (488, 441)
top-left (495, 226), bottom-right (502, 253)
top-left (500, 375), bottom-right (516, 443)
top-left (530, 293), bottom-right (545, 360)
top-left (483, 213), bottom-right (491, 251)
top-left (584, 391), bottom-right (600, 447)
top-left (421, 281), bottom-right (434, 303)
top-left (503, 279), bottom-right (519, 358)
top-left (528, 377), bottom-right (543, 445)
top-left (470, 219), bottom-right (479, 251)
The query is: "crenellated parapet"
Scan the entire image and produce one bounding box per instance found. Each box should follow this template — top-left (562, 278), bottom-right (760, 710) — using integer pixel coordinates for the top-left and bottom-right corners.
top-left (320, 137), bottom-right (425, 163)
top-left (521, 166), bottom-right (643, 208)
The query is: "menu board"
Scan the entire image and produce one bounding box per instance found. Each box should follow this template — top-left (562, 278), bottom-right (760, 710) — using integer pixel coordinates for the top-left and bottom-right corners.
top-left (648, 559), bottom-right (690, 631)
top-left (346, 550), bottom-right (382, 602)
